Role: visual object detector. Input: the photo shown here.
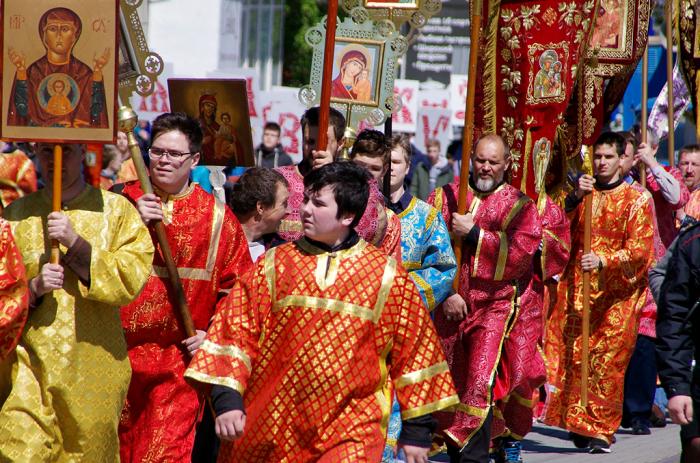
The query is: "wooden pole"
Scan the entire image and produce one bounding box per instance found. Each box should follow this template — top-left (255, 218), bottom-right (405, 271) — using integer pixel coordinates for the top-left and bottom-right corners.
top-left (50, 145), bottom-right (62, 265)
top-left (453, 0), bottom-right (483, 291)
top-left (580, 193), bottom-right (593, 407)
top-left (317, 0), bottom-right (339, 153)
top-left (383, 117), bottom-right (392, 199)
top-left (640, 47), bottom-right (648, 188)
top-left (666, 1), bottom-right (675, 167)
top-left (118, 106), bottom-right (196, 338)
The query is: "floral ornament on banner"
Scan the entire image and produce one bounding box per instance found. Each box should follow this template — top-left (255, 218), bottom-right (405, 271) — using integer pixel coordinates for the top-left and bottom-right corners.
top-left (471, 0), bottom-right (595, 202)
top-left (299, 16), bottom-right (405, 132)
top-left (340, 0), bottom-right (442, 31)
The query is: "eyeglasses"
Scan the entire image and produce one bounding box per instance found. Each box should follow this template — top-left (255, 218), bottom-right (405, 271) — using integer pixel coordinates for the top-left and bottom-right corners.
top-left (148, 147), bottom-right (197, 161)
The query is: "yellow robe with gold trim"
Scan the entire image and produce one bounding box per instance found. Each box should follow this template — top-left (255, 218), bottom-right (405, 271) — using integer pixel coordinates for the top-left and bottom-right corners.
top-left (0, 186), bottom-right (153, 462)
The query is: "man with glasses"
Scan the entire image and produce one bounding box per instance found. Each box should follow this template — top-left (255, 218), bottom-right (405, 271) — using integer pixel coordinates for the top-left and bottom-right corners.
top-left (116, 112), bottom-right (253, 462)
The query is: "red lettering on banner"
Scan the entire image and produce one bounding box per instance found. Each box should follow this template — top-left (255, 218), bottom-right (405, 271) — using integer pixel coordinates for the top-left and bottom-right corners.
top-left (393, 87), bottom-right (415, 124)
top-left (278, 113), bottom-right (301, 155)
top-left (421, 99), bottom-right (449, 109)
top-left (262, 104), bottom-right (272, 123)
top-left (246, 77), bottom-right (258, 117)
top-left (421, 114), bottom-right (451, 143)
top-left (9, 15), bottom-right (24, 29)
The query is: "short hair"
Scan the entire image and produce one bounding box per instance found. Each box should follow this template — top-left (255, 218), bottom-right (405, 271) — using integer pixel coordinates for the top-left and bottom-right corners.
top-left (391, 134), bottom-right (412, 164)
top-left (303, 162), bottom-right (370, 229)
top-left (229, 167), bottom-right (288, 218)
top-left (593, 131), bottom-right (625, 156)
top-left (39, 8), bottom-right (82, 42)
top-left (151, 112), bottom-right (204, 154)
top-left (301, 107), bottom-right (346, 143)
top-left (426, 139), bottom-right (441, 150)
top-left (474, 133), bottom-right (510, 160)
top-left (264, 122), bottom-right (281, 134)
top-left (619, 131), bottom-right (638, 154)
top-left (350, 129), bottom-right (390, 167)
top-left (679, 144), bottom-right (700, 158)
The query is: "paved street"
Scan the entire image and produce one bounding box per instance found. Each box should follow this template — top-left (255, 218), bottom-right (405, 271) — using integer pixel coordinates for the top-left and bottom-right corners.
top-left (429, 421), bottom-right (681, 462)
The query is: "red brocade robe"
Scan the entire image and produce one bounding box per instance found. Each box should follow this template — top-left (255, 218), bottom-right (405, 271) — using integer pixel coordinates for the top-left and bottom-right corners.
top-left (276, 165), bottom-right (402, 261)
top-left (543, 182), bottom-right (654, 443)
top-left (428, 181), bottom-right (541, 447)
top-left (185, 239), bottom-right (459, 462)
top-left (492, 197), bottom-right (570, 439)
top-left (0, 219), bottom-right (28, 360)
top-left (118, 182), bottom-right (252, 462)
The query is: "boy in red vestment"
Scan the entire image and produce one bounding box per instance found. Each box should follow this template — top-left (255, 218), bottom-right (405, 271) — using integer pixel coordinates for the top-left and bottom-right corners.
top-left (117, 112), bottom-right (252, 462)
top-left (185, 162), bottom-right (459, 462)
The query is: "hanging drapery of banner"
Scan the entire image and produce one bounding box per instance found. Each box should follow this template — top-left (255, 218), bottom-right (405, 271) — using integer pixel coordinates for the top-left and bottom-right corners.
top-left (472, 0), bottom-right (596, 201)
top-left (649, 62), bottom-right (692, 141)
top-left (564, 0), bottom-right (651, 160)
top-left (679, 0), bottom-right (700, 139)
top-left (299, 16), bottom-right (405, 132)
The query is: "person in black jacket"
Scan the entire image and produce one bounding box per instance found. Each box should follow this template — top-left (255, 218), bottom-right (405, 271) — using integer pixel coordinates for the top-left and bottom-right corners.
top-left (254, 121), bottom-right (293, 168)
top-left (657, 221), bottom-right (700, 462)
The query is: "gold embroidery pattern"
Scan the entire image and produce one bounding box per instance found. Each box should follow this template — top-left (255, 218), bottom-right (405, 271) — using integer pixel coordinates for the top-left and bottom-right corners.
top-left (396, 361), bottom-right (450, 389)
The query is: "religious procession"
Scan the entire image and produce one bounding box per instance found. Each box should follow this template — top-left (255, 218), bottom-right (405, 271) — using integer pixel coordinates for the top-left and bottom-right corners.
top-left (0, 0), bottom-right (699, 462)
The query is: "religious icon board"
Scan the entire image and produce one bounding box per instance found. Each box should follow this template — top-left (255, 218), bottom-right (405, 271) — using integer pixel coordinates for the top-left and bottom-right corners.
top-left (168, 78), bottom-right (254, 168)
top-left (0, 0), bottom-right (119, 143)
top-left (300, 17), bottom-right (404, 131)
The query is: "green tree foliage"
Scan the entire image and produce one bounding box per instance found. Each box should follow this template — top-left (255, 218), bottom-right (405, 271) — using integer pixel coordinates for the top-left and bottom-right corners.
top-left (283, 0), bottom-right (322, 86)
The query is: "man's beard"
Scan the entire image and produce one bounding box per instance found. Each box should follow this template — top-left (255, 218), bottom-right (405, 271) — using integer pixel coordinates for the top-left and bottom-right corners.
top-left (473, 174), bottom-right (503, 192)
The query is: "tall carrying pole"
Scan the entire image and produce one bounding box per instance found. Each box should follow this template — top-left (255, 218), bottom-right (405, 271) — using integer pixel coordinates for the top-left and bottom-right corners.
top-left (640, 48), bottom-right (648, 188)
top-left (118, 106), bottom-right (196, 338)
top-left (50, 145), bottom-right (63, 264)
top-left (666, 1), bottom-right (675, 166)
top-left (453, 0), bottom-right (483, 290)
top-left (317, 0), bottom-right (340, 153)
top-left (580, 192), bottom-right (593, 407)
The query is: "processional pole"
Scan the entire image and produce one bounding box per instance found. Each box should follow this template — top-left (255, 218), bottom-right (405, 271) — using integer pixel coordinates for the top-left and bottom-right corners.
top-left (317, 0), bottom-right (340, 153)
top-left (50, 145), bottom-right (63, 264)
top-left (641, 47), bottom-right (649, 188)
top-left (453, 0), bottom-right (483, 291)
top-left (666, 0), bottom-right (676, 167)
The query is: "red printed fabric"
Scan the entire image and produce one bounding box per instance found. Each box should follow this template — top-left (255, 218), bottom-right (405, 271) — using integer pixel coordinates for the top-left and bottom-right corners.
top-left (428, 181), bottom-right (541, 447)
top-left (0, 219), bottom-right (28, 360)
top-left (184, 239), bottom-right (458, 462)
top-left (0, 150), bottom-right (37, 210)
top-left (117, 182), bottom-right (252, 462)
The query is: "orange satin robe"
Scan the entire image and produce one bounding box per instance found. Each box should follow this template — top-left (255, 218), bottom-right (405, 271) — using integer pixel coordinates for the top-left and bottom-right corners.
top-left (118, 182), bottom-right (253, 462)
top-left (543, 182), bottom-right (654, 443)
top-left (0, 219), bottom-right (27, 360)
top-left (682, 187), bottom-right (700, 223)
top-left (0, 151), bottom-right (37, 211)
top-left (185, 238), bottom-right (458, 462)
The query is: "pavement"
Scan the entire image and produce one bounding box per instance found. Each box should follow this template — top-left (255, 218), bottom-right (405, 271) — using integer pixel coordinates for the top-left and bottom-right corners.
top-left (429, 421), bottom-right (682, 463)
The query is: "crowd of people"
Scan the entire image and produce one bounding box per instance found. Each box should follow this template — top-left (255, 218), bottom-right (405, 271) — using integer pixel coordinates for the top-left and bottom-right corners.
top-left (1, 107), bottom-right (700, 463)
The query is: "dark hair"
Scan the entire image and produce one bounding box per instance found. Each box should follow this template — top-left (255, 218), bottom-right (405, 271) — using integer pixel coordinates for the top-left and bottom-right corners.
top-left (303, 162), bottom-right (370, 229)
top-left (350, 129), bottom-right (390, 167)
top-left (301, 107), bottom-right (346, 143)
top-left (391, 134), bottom-right (412, 163)
top-left (39, 8), bottom-right (82, 43)
top-left (619, 131), bottom-right (638, 154)
top-left (264, 122), bottom-right (281, 134)
top-left (151, 112), bottom-right (204, 153)
top-left (426, 139), bottom-right (441, 150)
top-left (229, 167), bottom-right (287, 218)
top-left (680, 144), bottom-right (700, 158)
top-left (593, 131), bottom-right (625, 156)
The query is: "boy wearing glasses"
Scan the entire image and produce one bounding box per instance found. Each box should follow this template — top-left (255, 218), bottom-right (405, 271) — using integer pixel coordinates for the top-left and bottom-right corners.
top-left (116, 112), bottom-right (253, 462)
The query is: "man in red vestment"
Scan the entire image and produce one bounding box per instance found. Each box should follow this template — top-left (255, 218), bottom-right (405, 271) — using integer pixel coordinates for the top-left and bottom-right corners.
top-left (427, 134), bottom-right (541, 463)
top-left (276, 107), bottom-right (401, 259)
top-left (0, 218), bottom-right (28, 360)
top-left (117, 112), bottom-right (252, 462)
top-left (185, 162), bottom-right (459, 462)
top-left (7, 7), bottom-right (108, 128)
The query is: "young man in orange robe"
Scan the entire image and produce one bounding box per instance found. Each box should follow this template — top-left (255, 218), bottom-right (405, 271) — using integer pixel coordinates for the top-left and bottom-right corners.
top-left (117, 112), bottom-right (252, 462)
top-left (543, 132), bottom-right (655, 453)
top-left (185, 162), bottom-right (458, 462)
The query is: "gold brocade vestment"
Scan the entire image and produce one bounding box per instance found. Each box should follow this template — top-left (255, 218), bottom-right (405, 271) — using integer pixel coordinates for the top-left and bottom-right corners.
top-left (543, 181), bottom-right (654, 443)
top-left (185, 238), bottom-right (458, 462)
top-left (0, 187), bottom-right (153, 462)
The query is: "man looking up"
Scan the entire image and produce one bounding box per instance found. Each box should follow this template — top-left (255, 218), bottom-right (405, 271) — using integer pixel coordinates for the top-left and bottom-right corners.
top-left (185, 162), bottom-right (458, 462)
top-left (0, 143), bottom-right (153, 461)
top-left (544, 132), bottom-right (655, 453)
top-left (427, 134), bottom-right (541, 463)
top-left (117, 112), bottom-right (252, 462)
